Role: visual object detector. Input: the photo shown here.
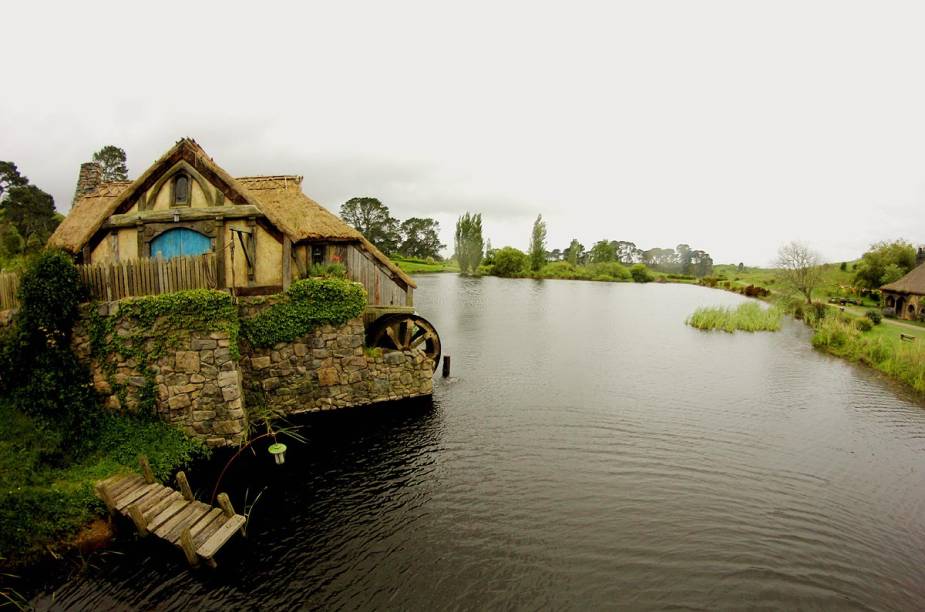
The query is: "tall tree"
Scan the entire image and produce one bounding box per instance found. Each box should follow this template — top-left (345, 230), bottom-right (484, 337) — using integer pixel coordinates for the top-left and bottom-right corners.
top-left (92, 145), bottom-right (128, 182)
top-left (528, 214), bottom-right (547, 271)
top-left (853, 240), bottom-right (917, 289)
top-left (676, 243), bottom-right (692, 275)
top-left (565, 239), bottom-right (584, 266)
top-left (340, 197), bottom-right (401, 254)
top-left (589, 239), bottom-right (617, 263)
top-left (454, 212), bottom-right (484, 274)
top-left (613, 240), bottom-right (640, 264)
top-left (399, 217), bottom-right (444, 259)
top-left (776, 241), bottom-right (822, 304)
top-left (0, 162), bottom-right (28, 201)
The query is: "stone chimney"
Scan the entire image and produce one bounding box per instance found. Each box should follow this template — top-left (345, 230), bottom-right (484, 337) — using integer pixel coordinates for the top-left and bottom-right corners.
top-left (917, 246), bottom-right (925, 268)
top-left (73, 162), bottom-right (102, 203)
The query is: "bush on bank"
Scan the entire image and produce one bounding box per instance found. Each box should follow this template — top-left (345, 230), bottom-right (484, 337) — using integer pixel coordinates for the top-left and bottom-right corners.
top-left (0, 250), bottom-right (206, 567)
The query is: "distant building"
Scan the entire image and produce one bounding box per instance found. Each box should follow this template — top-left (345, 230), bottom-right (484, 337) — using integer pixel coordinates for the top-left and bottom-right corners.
top-left (48, 138), bottom-right (415, 306)
top-left (880, 247), bottom-right (925, 320)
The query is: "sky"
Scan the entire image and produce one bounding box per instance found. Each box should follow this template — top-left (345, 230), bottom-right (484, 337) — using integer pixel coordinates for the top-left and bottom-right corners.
top-left (4, 0), bottom-right (925, 265)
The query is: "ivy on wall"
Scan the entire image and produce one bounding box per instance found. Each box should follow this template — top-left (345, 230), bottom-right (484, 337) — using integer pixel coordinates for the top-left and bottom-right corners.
top-left (87, 289), bottom-right (239, 414)
top-left (240, 278), bottom-right (367, 348)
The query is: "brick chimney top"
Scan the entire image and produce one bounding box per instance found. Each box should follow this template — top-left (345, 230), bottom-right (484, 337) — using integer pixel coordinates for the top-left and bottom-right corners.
top-left (73, 162), bottom-right (102, 203)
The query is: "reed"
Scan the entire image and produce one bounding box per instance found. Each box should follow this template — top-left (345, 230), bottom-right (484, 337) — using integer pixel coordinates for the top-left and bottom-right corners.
top-left (686, 302), bottom-right (782, 333)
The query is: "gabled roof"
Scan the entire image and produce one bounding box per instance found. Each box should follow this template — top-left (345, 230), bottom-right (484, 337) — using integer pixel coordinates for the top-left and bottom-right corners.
top-left (47, 139), bottom-right (414, 287)
top-left (881, 262), bottom-right (925, 295)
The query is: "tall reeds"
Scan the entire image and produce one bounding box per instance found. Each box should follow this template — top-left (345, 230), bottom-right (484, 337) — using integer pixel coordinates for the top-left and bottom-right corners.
top-left (686, 302), bottom-right (782, 333)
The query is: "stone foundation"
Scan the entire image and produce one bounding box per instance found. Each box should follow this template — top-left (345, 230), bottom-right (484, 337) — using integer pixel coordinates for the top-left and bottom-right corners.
top-left (239, 318), bottom-right (434, 414)
top-left (67, 301), bottom-right (434, 447)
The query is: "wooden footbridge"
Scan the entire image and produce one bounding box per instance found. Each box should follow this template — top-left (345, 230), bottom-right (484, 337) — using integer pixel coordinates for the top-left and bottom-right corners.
top-left (95, 456), bottom-right (245, 568)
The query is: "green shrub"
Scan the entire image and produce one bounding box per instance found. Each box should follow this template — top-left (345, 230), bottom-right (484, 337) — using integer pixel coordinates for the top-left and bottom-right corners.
top-left (855, 317), bottom-right (873, 332)
top-left (630, 264), bottom-right (653, 283)
top-left (492, 247), bottom-right (529, 277)
top-left (586, 261), bottom-right (631, 281)
top-left (865, 309), bottom-right (883, 325)
top-left (307, 262), bottom-right (346, 279)
top-left (241, 278), bottom-right (367, 347)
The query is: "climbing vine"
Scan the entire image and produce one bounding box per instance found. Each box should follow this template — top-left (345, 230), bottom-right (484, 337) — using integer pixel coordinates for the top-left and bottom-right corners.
top-left (87, 289), bottom-right (239, 416)
top-left (240, 278), bottom-right (366, 348)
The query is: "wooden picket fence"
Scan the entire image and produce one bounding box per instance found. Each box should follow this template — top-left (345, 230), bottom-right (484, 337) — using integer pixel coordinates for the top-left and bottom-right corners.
top-left (0, 271), bottom-right (20, 311)
top-left (79, 254), bottom-right (218, 302)
top-left (0, 254), bottom-right (219, 311)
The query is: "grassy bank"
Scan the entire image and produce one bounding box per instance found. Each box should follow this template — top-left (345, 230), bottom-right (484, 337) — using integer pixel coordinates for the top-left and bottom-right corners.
top-left (392, 256), bottom-right (459, 274)
top-left (0, 405), bottom-right (206, 566)
top-left (810, 311), bottom-right (925, 393)
top-left (687, 302), bottom-right (782, 333)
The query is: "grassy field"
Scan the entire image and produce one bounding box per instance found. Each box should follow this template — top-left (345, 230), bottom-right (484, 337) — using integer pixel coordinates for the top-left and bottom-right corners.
top-left (391, 256), bottom-right (459, 274)
top-left (711, 263), bottom-right (874, 305)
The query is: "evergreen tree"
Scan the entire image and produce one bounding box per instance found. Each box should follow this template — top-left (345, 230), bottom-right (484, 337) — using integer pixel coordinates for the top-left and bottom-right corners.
top-left (454, 212), bottom-right (484, 274)
top-left (340, 197), bottom-right (401, 254)
top-left (528, 214), bottom-right (547, 271)
top-left (399, 217), bottom-right (444, 259)
top-left (92, 145), bottom-right (129, 181)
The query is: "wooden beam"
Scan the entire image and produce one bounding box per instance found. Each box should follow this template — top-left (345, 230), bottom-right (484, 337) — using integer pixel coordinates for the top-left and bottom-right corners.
top-left (105, 205), bottom-right (264, 229)
top-left (282, 236), bottom-right (292, 291)
top-left (177, 471), bottom-right (194, 501)
top-left (139, 455), bottom-right (155, 484)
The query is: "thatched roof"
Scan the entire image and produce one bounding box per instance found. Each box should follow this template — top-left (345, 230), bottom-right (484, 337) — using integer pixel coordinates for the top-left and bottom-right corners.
top-left (881, 263), bottom-right (925, 295)
top-left (47, 139), bottom-right (414, 287)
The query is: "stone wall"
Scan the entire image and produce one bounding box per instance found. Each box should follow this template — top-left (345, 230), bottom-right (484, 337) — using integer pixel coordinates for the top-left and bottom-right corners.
top-left (238, 316), bottom-right (434, 415)
top-left (65, 299), bottom-right (435, 447)
top-left (72, 302), bottom-right (247, 447)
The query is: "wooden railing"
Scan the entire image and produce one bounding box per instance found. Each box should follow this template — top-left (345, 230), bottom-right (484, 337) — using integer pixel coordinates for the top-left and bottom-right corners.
top-left (79, 254), bottom-right (218, 302)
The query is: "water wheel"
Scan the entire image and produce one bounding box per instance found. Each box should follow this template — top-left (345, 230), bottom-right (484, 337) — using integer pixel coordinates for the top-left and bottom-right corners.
top-left (366, 314), bottom-right (441, 371)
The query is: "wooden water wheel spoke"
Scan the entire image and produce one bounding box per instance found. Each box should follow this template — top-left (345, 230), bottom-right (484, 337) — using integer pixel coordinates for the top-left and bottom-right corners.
top-left (366, 314), bottom-right (442, 372)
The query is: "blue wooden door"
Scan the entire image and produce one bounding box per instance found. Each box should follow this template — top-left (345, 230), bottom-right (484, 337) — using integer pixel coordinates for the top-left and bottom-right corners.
top-left (150, 228), bottom-right (211, 260)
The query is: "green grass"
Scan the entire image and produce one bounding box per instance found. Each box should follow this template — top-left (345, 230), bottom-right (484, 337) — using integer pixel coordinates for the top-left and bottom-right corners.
top-left (0, 406), bottom-right (207, 567)
top-left (391, 256), bottom-right (459, 274)
top-left (711, 263), bottom-right (874, 305)
top-left (686, 302), bottom-right (782, 333)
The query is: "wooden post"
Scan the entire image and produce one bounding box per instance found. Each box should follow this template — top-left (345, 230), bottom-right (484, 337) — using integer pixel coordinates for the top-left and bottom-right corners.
top-left (282, 236), bottom-right (292, 291)
top-left (128, 503), bottom-right (149, 536)
top-left (96, 483), bottom-right (116, 513)
top-left (215, 216), bottom-right (226, 289)
top-left (217, 493), bottom-right (235, 518)
top-left (442, 355), bottom-right (451, 378)
top-left (217, 493), bottom-right (245, 536)
top-left (177, 471), bottom-right (194, 501)
top-left (180, 526), bottom-right (199, 567)
top-left (139, 455), bottom-right (155, 484)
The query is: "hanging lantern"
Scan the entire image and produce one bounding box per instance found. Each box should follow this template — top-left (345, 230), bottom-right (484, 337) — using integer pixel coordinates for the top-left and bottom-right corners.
top-left (268, 442), bottom-right (287, 465)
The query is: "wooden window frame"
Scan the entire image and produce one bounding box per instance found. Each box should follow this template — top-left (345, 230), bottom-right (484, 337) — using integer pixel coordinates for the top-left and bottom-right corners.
top-left (170, 172), bottom-right (192, 207)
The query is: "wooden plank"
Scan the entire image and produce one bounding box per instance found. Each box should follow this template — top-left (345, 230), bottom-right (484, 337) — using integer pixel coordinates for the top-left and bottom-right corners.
top-left (154, 501), bottom-right (204, 539)
top-left (108, 474), bottom-right (145, 498)
top-left (125, 483), bottom-right (170, 512)
top-left (98, 473), bottom-right (133, 490)
top-left (136, 486), bottom-right (174, 514)
top-left (144, 491), bottom-right (183, 523)
top-left (189, 508), bottom-right (223, 542)
top-left (197, 515), bottom-right (246, 560)
top-left (115, 482), bottom-right (161, 511)
top-left (111, 478), bottom-right (150, 503)
top-left (164, 504), bottom-right (212, 544)
top-left (147, 497), bottom-right (188, 532)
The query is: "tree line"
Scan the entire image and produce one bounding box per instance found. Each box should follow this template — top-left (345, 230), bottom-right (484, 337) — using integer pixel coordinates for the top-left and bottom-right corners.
top-left (339, 197), bottom-right (444, 260)
top-left (451, 212), bottom-right (715, 277)
top-left (0, 145), bottom-right (127, 268)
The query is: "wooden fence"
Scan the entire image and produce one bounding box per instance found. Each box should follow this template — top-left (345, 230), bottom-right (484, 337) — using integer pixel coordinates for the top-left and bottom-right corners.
top-left (80, 254), bottom-right (218, 302)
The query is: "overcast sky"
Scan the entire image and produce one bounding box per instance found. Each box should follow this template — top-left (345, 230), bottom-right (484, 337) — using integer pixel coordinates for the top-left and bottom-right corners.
top-left (4, 1), bottom-right (925, 264)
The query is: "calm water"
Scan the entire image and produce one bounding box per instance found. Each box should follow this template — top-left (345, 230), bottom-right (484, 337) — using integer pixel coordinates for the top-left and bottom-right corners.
top-left (33, 276), bottom-right (925, 610)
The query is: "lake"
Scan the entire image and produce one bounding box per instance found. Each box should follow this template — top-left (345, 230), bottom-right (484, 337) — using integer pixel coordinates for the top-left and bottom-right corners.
top-left (33, 275), bottom-right (925, 610)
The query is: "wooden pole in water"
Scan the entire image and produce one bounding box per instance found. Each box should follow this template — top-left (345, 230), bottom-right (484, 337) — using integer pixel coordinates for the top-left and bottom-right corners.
top-left (177, 471), bottom-right (194, 501)
top-left (442, 355), bottom-right (451, 378)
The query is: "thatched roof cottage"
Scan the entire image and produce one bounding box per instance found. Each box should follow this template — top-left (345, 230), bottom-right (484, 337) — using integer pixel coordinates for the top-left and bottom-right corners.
top-left (880, 248), bottom-right (925, 320)
top-left (48, 138), bottom-right (415, 306)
